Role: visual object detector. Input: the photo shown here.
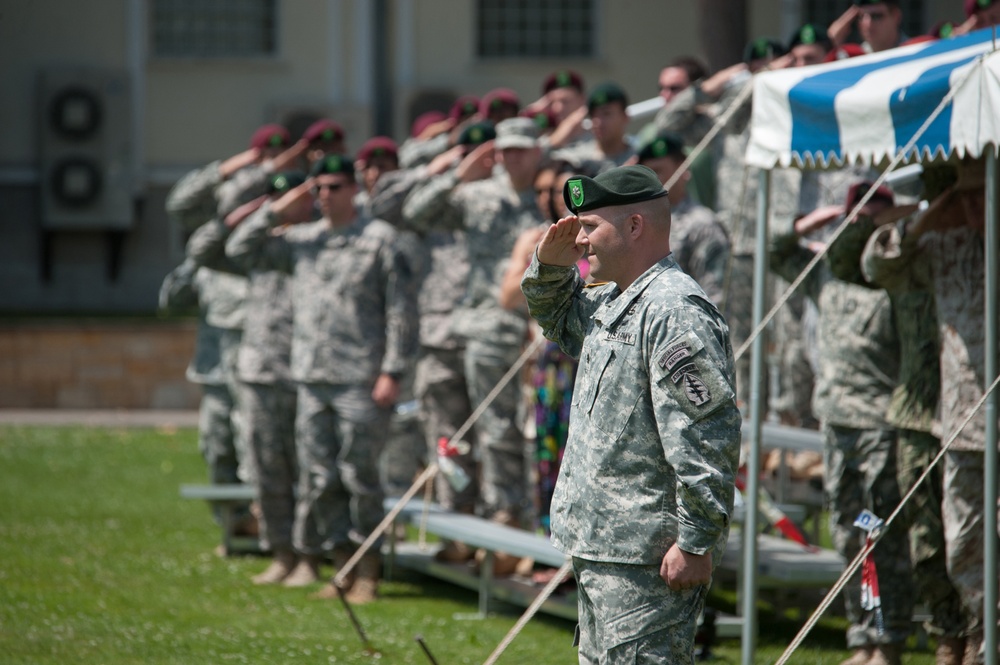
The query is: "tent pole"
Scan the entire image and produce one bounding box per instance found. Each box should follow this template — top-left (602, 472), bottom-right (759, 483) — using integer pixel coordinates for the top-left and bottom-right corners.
top-left (985, 150), bottom-right (998, 665)
top-left (740, 169), bottom-right (769, 665)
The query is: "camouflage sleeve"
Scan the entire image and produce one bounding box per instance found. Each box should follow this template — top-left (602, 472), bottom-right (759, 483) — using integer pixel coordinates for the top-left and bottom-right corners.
top-left (215, 164), bottom-right (270, 218)
top-left (401, 171), bottom-right (463, 234)
top-left (649, 304), bottom-right (741, 555)
top-left (826, 216), bottom-right (876, 287)
top-left (379, 237), bottom-right (420, 376)
top-left (225, 205), bottom-right (294, 274)
top-left (860, 220), bottom-right (929, 294)
top-left (769, 231), bottom-right (821, 302)
top-left (370, 167), bottom-right (426, 228)
top-left (158, 258), bottom-right (200, 313)
top-left (521, 253), bottom-right (603, 359)
top-left (165, 161), bottom-right (222, 232)
top-left (399, 133), bottom-right (450, 169)
top-left (685, 216), bottom-right (731, 305)
top-left (186, 217), bottom-right (245, 275)
top-left (652, 86), bottom-right (705, 142)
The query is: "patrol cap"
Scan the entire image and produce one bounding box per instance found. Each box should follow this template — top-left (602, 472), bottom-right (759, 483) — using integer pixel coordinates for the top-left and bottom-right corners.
top-left (410, 110), bottom-right (446, 138)
top-left (542, 69), bottom-right (585, 94)
top-left (789, 23), bottom-right (831, 49)
top-left (303, 119), bottom-right (345, 145)
top-left (268, 171), bottom-right (307, 196)
top-left (563, 165), bottom-right (668, 214)
top-left (481, 88), bottom-right (520, 115)
top-left (637, 130), bottom-right (686, 163)
top-left (357, 136), bottom-right (399, 163)
top-left (449, 95), bottom-right (481, 121)
top-left (587, 82), bottom-right (629, 113)
top-left (310, 153), bottom-right (355, 180)
top-left (249, 124), bottom-right (291, 150)
top-left (743, 37), bottom-right (786, 64)
top-left (966, 0), bottom-right (998, 17)
top-left (456, 121), bottom-right (496, 146)
top-left (494, 117), bottom-right (539, 150)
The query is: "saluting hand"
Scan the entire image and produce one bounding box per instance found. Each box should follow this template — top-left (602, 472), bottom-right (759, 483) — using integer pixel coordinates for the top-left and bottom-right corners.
top-left (536, 215), bottom-right (584, 267)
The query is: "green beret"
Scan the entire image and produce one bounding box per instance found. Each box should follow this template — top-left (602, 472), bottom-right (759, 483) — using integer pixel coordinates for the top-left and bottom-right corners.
top-left (638, 130), bottom-right (686, 162)
top-left (743, 37), bottom-right (786, 64)
top-left (268, 170), bottom-right (307, 195)
top-left (563, 165), bottom-right (668, 214)
top-left (310, 153), bottom-right (355, 179)
top-left (457, 121), bottom-right (496, 146)
top-left (587, 82), bottom-right (629, 113)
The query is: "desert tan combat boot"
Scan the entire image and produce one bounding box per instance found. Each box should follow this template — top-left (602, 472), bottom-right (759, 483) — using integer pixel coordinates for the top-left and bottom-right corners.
top-left (838, 646), bottom-right (874, 665)
top-left (343, 553), bottom-right (381, 604)
top-left (252, 549), bottom-right (297, 585)
top-left (281, 554), bottom-right (322, 587)
top-left (869, 643), bottom-right (903, 665)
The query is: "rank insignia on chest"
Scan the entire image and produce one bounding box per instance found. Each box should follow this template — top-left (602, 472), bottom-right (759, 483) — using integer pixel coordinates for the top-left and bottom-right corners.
top-left (605, 329), bottom-right (635, 345)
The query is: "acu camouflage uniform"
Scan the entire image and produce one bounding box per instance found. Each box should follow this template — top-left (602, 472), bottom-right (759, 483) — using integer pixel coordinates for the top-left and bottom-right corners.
top-left (226, 207), bottom-right (418, 556)
top-left (864, 221), bottom-right (1000, 653)
top-left (668, 196), bottom-right (731, 306)
top-left (828, 217), bottom-right (963, 639)
top-left (188, 210), bottom-right (301, 554)
top-left (771, 228), bottom-right (913, 650)
top-left (403, 169), bottom-right (541, 520)
top-left (158, 259), bottom-right (250, 519)
top-left (522, 254), bottom-right (740, 665)
top-left (384, 166), bottom-right (478, 511)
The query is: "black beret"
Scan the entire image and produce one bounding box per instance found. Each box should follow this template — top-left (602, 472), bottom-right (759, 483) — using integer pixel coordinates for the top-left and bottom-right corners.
top-left (268, 171), bottom-right (307, 195)
top-left (457, 121), bottom-right (496, 146)
top-left (563, 165), bottom-right (668, 214)
top-left (310, 153), bottom-right (355, 179)
top-left (587, 82), bottom-right (629, 113)
top-left (743, 37), bottom-right (786, 64)
top-left (638, 130), bottom-right (686, 162)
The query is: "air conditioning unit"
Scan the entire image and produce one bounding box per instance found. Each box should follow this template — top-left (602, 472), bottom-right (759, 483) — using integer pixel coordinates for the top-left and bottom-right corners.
top-left (38, 67), bottom-right (134, 230)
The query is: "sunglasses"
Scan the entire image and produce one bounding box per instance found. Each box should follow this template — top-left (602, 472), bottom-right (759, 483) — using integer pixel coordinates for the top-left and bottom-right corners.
top-left (660, 84), bottom-right (686, 94)
top-left (312, 182), bottom-right (347, 194)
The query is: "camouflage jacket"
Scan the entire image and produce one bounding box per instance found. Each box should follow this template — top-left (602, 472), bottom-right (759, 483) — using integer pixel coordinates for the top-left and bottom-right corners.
top-left (402, 170), bottom-right (539, 347)
top-left (226, 209), bottom-right (418, 385)
top-left (827, 217), bottom-right (939, 433)
top-left (522, 254), bottom-right (740, 565)
top-left (669, 197), bottom-right (731, 306)
top-left (165, 161), bottom-right (223, 233)
top-left (863, 222), bottom-right (989, 451)
top-left (771, 230), bottom-right (898, 429)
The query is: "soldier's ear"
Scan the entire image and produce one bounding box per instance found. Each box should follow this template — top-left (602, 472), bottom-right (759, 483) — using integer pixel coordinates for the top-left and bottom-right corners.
top-left (628, 213), bottom-right (644, 239)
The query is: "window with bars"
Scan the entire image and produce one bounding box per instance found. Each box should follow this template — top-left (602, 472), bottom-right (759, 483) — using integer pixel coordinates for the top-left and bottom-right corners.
top-left (477, 0), bottom-right (596, 59)
top-left (802, 0), bottom-right (926, 42)
top-left (151, 0), bottom-right (278, 58)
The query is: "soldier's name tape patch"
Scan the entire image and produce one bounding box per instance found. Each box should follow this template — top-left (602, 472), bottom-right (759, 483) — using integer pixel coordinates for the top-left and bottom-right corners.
top-left (605, 329), bottom-right (636, 345)
top-left (659, 341), bottom-right (692, 372)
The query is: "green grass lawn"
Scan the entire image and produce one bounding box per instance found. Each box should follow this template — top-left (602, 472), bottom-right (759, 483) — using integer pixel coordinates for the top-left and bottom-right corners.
top-left (0, 425), bottom-right (938, 664)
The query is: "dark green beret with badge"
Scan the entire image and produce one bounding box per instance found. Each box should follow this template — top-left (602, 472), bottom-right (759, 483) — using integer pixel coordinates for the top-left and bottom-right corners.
top-left (637, 130), bottom-right (686, 163)
top-left (268, 171), bottom-right (307, 195)
top-left (457, 121), bottom-right (496, 146)
top-left (743, 37), bottom-right (786, 63)
top-left (310, 153), bottom-right (354, 179)
top-left (563, 164), bottom-right (668, 214)
top-left (587, 82), bottom-right (629, 113)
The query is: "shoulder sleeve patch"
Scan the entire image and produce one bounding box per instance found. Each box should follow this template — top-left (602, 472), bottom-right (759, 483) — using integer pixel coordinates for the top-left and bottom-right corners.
top-left (654, 328), bottom-right (733, 415)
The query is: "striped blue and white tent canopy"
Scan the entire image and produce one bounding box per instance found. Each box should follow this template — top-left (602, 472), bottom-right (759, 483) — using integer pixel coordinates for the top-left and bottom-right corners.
top-left (746, 28), bottom-right (1000, 169)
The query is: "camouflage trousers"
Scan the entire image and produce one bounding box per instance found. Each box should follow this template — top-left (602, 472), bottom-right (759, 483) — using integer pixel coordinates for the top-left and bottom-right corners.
top-left (897, 429), bottom-right (964, 638)
top-left (292, 383), bottom-right (389, 556)
top-left (414, 346), bottom-right (478, 512)
top-left (379, 370), bottom-right (427, 498)
top-left (721, 254), bottom-right (767, 411)
top-left (573, 557), bottom-right (708, 665)
top-left (465, 339), bottom-right (528, 521)
top-left (943, 449), bottom-right (1000, 642)
top-left (824, 424), bottom-right (913, 648)
top-left (770, 283), bottom-right (817, 428)
top-left (238, 381), bottom-right (298, 552)
top-left (198, 382), bottom-right (248, 523)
